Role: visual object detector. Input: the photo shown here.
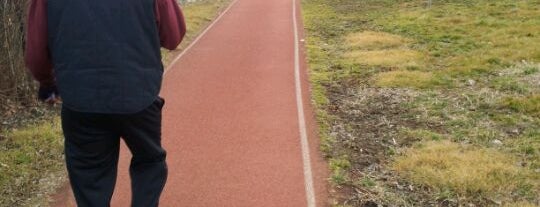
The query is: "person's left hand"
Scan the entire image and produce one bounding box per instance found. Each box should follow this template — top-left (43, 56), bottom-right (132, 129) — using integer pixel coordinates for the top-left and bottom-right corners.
top-left (38, 85), bottom-right (61, 105)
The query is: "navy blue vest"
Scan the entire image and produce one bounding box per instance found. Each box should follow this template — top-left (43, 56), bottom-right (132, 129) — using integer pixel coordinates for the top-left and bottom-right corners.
top-left (48, 0), bottom-right (163, 113)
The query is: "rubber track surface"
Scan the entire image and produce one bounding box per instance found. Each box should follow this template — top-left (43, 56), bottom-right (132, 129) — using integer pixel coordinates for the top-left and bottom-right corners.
top-left (56, 0), bottom-right (327, 206)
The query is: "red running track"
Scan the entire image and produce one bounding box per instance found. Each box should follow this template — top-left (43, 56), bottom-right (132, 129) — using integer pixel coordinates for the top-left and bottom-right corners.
top-left (54, 0), bottom-right (328, 206)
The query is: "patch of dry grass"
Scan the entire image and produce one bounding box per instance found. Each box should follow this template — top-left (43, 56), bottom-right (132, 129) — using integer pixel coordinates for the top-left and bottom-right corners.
top-left (345, 49), bottom-right (422, 67)
top-left (394, 140), bottom-right (534, 198)
top-left (345, 31), bottom-right (409, 50)
top-left (374, 70), bottom-right (433, 88)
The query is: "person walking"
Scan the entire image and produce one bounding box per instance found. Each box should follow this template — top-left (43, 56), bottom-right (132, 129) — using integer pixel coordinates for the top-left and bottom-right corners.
top-left (24, 0), bottom-right (186, 206)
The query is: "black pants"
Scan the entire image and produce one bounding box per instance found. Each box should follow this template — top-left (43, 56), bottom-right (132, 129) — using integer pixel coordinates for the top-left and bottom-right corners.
top-left (61, 98), bottom-right (167, 207)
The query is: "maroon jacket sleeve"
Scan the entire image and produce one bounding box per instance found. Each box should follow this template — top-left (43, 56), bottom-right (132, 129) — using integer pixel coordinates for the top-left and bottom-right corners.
top-left (25, 0), bottom-right (55, 87)
top-left (155, 0), bottom-right (187, 50)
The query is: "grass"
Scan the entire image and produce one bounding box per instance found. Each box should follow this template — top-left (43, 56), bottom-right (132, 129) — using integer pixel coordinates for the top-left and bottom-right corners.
top-left (345, 49), bottom-right (423, 67)
top-left (162, 0), bottom-right (231, 67)
top-left (375, 70), bottom-right (433, 88)
top-left (344, 31), bottom-right (422, 69)
top-left (180, 0), bottom-right (230, 46)
top-left (376, 1), bottom-right (540, 78)
top-left (503, 95), bottom-right (540, 117)
top-left (394, 140), bottom-right (534, 199)
top-left (345, 31), bottom-right (409, 50)
top-left (302, 0), bottom-right (540, 205)
top-left (0, 117), bottom-right (64, 206)
top-left (329, 158), bottom-right (351, 185)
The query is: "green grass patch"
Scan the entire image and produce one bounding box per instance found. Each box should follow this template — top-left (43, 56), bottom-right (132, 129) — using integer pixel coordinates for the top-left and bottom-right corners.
top-left (375, 0), bottom-right (540, 78)
top-left (302, 2), bottom-right (341, 155)
top-left (492, 76), bottom-right (530, 94)
top-left (0, 118), bottom-right (64, 206)
top-left (329, 158), bottom-right (351, 185)
top-left (502, 95), bottom-right (540, 117)
top-left (399, 128), bottom-right (445, 142)
top-left (510, 129), bottom-right (540, 170)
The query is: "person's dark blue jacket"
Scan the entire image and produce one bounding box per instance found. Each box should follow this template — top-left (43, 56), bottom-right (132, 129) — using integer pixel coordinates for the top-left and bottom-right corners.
top-left (25, 0), bottom-right (186, 113)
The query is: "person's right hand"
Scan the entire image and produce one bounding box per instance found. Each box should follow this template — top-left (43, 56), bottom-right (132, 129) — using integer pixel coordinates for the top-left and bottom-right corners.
top-left (38, 85), bottom-right (61, 104)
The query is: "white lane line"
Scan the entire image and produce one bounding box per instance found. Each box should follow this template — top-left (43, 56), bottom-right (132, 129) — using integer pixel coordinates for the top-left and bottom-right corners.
top-left (292, 0), bottom-right (316, 206)
top-left (165, 0), bottom-right (240, 74)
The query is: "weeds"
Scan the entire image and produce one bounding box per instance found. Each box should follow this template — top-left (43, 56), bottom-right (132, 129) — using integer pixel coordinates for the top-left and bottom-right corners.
top-left (302, 0), bottom-right (540, 205)
top-left (0, 0), bottom-right (36, 112)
